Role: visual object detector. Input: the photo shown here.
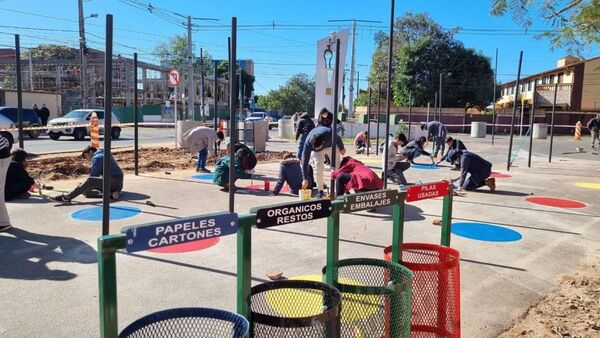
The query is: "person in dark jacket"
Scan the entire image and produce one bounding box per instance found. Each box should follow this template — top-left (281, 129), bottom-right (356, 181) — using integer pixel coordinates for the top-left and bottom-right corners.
top-left (438, 137), bottom-right (467, 169)
top-left (401, 136), bottom-right (433, 163)
top-left (272, 153), bottom-right (304, 195)
top-left (5, 149), bottom-right (34, 201)
top-left (295, 112), bottom-right (315, 159)
top-left (587, 113), bottom-right (600, 151)
top-left (301, 125), bottom-right (346, 191)
top-left (38, 104), bottom-right (50, 126)
top-left (51, 146), bottom-right (124, 202)
top-left (421, 121), bottom-right (447, 158)
top-left (449, 150), bottom-right (495, 192)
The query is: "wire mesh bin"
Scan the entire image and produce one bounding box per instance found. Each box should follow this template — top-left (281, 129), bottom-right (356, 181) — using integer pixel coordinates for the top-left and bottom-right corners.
top-left (323, 258), bottom-right (413, 338)
top-left (118, 307), bottom-right (249, 338)
top-left (384, 243), bottom-right (461, 337)
top-left (250, 279), bottom-right (342, 338)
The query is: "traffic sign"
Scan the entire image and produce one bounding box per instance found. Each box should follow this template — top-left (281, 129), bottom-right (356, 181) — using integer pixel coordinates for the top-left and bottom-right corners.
top-left (254, 200), bottom-right (331, 228)
top-left (406, 181), bottom-right (450, 202)
top-left (168, 68), bottom-right (181, 86)
top-left (343, 189), bottom-right (399, 212)
top-left (123, 212), bottom-right (238, 252)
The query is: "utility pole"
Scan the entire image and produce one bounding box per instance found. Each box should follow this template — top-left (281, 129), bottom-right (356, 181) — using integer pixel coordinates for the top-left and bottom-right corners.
top-left (28, 49), bottom-right (33, 91)
top-left (200, 48), bottom-right (205, 123)
top-left (186, 15), bottom-right (194, 120)
top-left (78, 0), bottom-right (87, 108)
top-left (328, 19), bottom-right (382, 118)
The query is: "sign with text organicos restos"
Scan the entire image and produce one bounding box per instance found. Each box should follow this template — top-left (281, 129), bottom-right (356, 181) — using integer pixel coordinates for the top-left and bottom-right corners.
top-left (255, 200), bottom-right (331, 229)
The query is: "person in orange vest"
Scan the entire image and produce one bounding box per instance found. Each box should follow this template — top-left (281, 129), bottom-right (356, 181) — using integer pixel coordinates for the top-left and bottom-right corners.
top-left (586, 113), bottom-right (600, 151)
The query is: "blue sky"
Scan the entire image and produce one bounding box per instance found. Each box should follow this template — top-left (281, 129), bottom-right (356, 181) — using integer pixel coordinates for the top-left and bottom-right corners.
top-left (0, 0), bottom-right (598, 102)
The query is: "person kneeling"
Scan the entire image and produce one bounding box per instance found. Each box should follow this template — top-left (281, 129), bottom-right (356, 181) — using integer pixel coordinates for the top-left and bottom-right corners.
top-left (51, 146), bottom-right (123, 202)
top-left (213, 143), bottom-right (256, 192)
top-left (332, 156), bottom-right (383, 196)
top-left (5, 149), bottom-right (35, 201)
top-left (448, 150), bottom-right (495, 192)
top-left (272, 153), bottom-right (305, 195)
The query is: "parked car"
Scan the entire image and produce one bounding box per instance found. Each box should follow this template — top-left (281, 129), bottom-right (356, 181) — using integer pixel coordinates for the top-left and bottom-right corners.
top-left (245, 112), bottom-right (274, 130)
top-left (0, 114), bottom-right (17, 145)
top-left (267, 110), bottom-right (283, 122)
top-left (0, 106), bottom-right (43, 138)
top-left (47, 109), bottom-right (121, 141)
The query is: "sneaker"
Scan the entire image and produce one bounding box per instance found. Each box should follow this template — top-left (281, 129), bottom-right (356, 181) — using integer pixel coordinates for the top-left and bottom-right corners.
top-left (0, 224), bottom-right (12, 232)
top-left (485, 177), bottom-right (496, 191)
top-left (199, 168), bottom-right (211, 173)
top-left (50, 195), bottom-right (71, 203)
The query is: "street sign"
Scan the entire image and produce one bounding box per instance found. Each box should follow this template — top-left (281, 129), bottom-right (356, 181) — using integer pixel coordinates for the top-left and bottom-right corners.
top-left (343, 189), bottom-right (400, 212)
top-left (254, 200), bottom-right (331, 229)
top-left (168, 68), bottom-right (181, 86)
top-left (406, 181), bottom-right (450, 202)
top-left (123, 212), bottom-right (238, 252)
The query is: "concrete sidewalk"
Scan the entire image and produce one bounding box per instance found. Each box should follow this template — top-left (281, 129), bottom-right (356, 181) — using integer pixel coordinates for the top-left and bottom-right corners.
top-left (1, 134), bottom-right (599, 337)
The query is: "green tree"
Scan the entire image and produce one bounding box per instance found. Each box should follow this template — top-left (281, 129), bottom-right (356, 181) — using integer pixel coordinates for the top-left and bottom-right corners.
top-left (23, 44), bottom-right (76, 60)
top-left (490, 0), bottom-right (600, 53)
top-left (153, 35), bottom-right (213, 74)
top-left (368, 13), bottom-right (494, 108)
top-left (258, 73), bottom-right (315, 114)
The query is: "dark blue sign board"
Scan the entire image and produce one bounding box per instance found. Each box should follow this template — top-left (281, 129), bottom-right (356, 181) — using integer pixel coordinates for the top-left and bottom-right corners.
top-left (123, 212), bottom-right (238, 252)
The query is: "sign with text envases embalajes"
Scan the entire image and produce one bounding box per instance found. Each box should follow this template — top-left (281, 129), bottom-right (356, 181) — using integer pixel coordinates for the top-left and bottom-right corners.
top-left (124, 212), bottom-right (238, 252)
top-left (343, 190), bottom-right (399, 212)
top-left (406, 181), bottom-right (450, 202)
top-left (255, 200), bottom-right (331, 229)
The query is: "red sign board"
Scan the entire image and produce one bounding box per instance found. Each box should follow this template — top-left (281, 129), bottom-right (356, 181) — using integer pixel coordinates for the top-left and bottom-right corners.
top-left (168, 69), bottom-right (181, 86)
top-left (406, 181), bottom-right (450, 202)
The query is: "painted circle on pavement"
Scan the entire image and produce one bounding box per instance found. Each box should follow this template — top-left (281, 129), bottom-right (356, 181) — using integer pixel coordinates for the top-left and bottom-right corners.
top-left (191, 173), bottom-right (214, 181)
top-left (575, 182), bottom-right (600, 190)
top-left (411, 163), bottom-right (440, 170)
top-left (490, 171), bottom-right (512, 179)
top-left (526, 197), bottom-right (586, 209)
top-left (267, 274), bottom-right (378, 323)
top-left (451, 222), bottom-right (522, 242)
top-left (148, 237), bottom-right (220, 254)
top-left (71, 205), bottom-right (142, 221)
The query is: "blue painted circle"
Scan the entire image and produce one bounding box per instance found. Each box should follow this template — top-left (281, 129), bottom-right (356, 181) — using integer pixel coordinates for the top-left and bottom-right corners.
top-left (192, 173), bottom-right (214, 180)
top-left (412, 163), bottom-right (440, 170)
top-left (451, 222), bottom-right (522, 242)
top-left (71, 206), bottom-right (142, 221)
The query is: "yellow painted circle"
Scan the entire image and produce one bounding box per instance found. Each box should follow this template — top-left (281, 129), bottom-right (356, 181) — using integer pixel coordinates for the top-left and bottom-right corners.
top-left (575, 182), bottom-right (600, 190)
top-left (265, 274), bottom-right (379, 323)
top-left (359, 158), bottom-right (381, 165)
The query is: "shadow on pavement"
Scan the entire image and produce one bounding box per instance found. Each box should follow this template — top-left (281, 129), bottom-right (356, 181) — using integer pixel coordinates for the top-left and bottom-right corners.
top-left (0, 228), bottom-right (96, 281)
top-left (477, 190), bottom-right (530, 197)
top-left (460, 258), bottom-right (527, 272)
top-left (261, 228), bottom-right (388, 250)
top-left (344, 204), bottom-right (425, 222)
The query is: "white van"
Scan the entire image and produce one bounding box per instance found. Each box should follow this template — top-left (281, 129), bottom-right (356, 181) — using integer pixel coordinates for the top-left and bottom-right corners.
top-left (47, 109), bottom-right (121, 141)
top-left (0, 114), bottom-right (18, 146)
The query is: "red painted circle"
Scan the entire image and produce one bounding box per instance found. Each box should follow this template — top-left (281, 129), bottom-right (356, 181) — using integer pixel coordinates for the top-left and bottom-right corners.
top-left (490, 171), bottom-right (512, 179)
top-left (244, 184), bottom-right (290, 193)
top-left (148, 237), bottom-right (220, 254)
top-left (526, 197), bottom-right (586, 209)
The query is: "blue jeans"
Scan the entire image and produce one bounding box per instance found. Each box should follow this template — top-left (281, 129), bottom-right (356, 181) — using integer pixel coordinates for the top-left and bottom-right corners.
top-left (197, 148), bottom-right (208, 170)
top-left (297, 134), bottom-right (308, 159)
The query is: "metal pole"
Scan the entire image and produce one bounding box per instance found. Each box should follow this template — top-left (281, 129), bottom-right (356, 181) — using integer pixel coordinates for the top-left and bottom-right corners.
top-left (14, 34), bottom-right (24, 149)
top-left (348, 20), bottom-right (356, 118)
top-left (427, 102), bottom-right (430, 123)
top-left (407, 90), bottom-right (412, 140)
top-left (367, 85), bottom-right (371, 156)
top-left (438, 73), bottom-right (443, 123)
top-left (200, 48), bottom-right (205, 123)
top-left (187, 16), bottom-right (194, 121)
top-left (519, 99), bottom-right (524, 136)
top-left (330, 39), bottom-right (341, 198)
top-left (549, 83), bottom-right (558, 163)
top-left (78, 0), bottom-right (88, 108)
top-left (383, 0), bottom-right (395, 188)
top-left (28, 49), bottom-right (33, 91)
top-left (102, 14), bottom-right (113, 236)
top-left (133, 53), bottom-right (139, 176)
top-left (527, 82), bottom-right (537, 168)
top-left (228, 18), bottom-right (237, 213)
top-left (492, 48), bottom-right (498, 145)
top-left (376, 81), bottom-right (381, 155)
top-left (434, 92), bottom-right (438, 122)
top-left (213, 60), bottom-right (219, 155)
top-left (507, 51), bottom-right (523, 172)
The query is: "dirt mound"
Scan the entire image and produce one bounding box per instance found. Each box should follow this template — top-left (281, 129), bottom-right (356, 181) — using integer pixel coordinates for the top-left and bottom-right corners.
top-left (27, 146), bottom-right (284, 181)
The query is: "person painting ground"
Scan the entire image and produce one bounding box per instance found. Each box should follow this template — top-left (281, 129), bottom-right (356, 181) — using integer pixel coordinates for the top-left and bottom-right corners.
top-left (183, 126), bottom-right (224, 173)
top-left (382, 133), bottom-right (411, 185)
top-left (421, 121), bottom-right (448, 158)
top-left (438, 136), bottom-right (467, 170)
top-left (272, 153), bottom-right (307, 196)
top-left (448, 149), bottom-right (495, 192)
top-left (586, 113), bottom-right (600, 151)
top-left (5, 149), bottom-right (35, 201)
top-left (331, 156), bottom-right (383, 196)
top-left (295, 112), bottom-right (315, 159)
top-left (354, 130), bottom-right (370, 154)
top-left (402, 136), bottom-right (434, 164)
top-left (301, 123), bottom-right (346, 192)
top-left (213, 142), bottom-right (256, 192)
top-left (50, 146), bottom-right (123, 202)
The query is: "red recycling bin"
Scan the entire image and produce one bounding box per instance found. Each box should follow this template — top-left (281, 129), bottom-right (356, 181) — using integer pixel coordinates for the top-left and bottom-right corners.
top-left (384, 243), bottom-right (460, 337)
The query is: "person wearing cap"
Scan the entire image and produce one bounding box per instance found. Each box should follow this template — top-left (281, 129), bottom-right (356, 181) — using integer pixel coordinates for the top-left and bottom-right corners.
top-left (448, 149), bottom-right (495, 192)
top-left (50, 146), bottom-right (123, 202)
top-left (421, 121), bottom-right (448, 158)
top-left (5, 149), bottom-right (35, 201)
top-left (295, 112), bottom-right (315, 159)
top-left (301, 124), bottom-right (346, 192)
top-left (586, 113), bottom-right (600, 151)
top-left (438, 136), bottom-right (467, 170)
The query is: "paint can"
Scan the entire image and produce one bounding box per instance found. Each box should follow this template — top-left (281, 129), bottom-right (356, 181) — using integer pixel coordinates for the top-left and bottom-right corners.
top-left (264, 180), bottom-right (270, 191)
top-left (298, 189), bottom-right (311, 201)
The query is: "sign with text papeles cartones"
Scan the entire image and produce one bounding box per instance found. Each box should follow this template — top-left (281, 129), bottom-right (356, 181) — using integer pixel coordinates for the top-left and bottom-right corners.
top-left (123, 212), bottom-right (238, 252)
top-left (254, 200), bottom-right (332, 229)
top-left (343, 189), bottom-right (400, 212)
